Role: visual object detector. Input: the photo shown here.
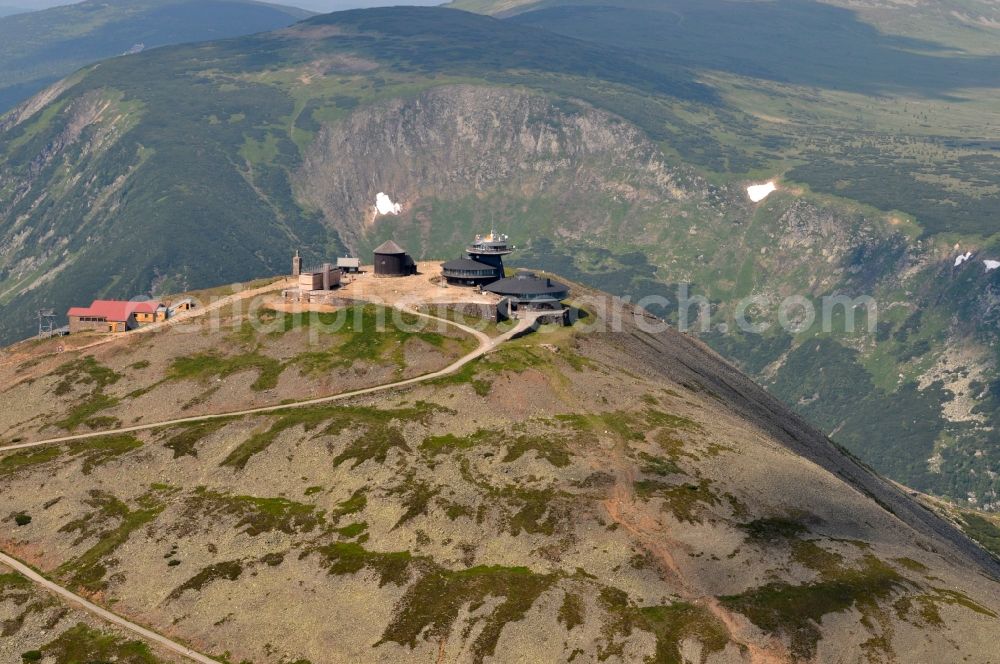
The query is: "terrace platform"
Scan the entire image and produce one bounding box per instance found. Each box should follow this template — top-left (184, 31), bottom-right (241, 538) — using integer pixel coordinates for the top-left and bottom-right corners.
top-left (267, 261), bottom-right (501, 313)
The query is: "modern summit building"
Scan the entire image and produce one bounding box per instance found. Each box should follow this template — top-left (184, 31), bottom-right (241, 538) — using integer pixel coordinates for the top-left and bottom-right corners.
top-left (442, 231), bottom-right (513, 287)
top-left (485, 272), bottom-right (570, 312)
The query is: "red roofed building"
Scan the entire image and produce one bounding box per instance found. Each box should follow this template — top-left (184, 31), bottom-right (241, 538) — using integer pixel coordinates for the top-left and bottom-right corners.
top-left (67, 300), bottom-right (167, 334)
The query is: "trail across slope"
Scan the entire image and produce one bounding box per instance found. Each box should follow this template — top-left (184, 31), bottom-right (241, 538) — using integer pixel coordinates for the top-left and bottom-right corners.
top-left (0, 307), bottom-right (541, 660)
top-left (0, 278), bottom-right (293, 379)
top-left (0, 308), bottom-right (538, 453)
top-left (0, 550), bottom-right (217, 664)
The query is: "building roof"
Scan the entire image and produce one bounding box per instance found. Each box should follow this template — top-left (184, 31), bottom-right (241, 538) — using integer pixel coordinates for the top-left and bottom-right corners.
top-left (442, 258), bottom-right (497, 272)
top-left (301, 264), bottom-right (336, 275)
top-left (374, 240), bottom-right (406, 255)
top-left (67, 299), bottom-right (162, 321)
top-left (338, 257), bottom-right (361, 268)
top-left (485, 273), bottom-right (569, 298)
top-left (468, 231), bottom-right (512, 255)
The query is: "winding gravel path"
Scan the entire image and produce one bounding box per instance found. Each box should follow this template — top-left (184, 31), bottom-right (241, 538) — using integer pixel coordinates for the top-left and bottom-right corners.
top-left (0, 307), bottom-right (544, 663)
top-left (0, 308), bottom-right (538, 454)
top-left (0, 551), bottom-right (218, 663)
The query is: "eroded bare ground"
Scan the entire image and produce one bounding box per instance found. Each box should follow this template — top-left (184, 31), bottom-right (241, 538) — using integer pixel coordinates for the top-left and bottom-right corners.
top-left (1, 293), bottom-right (1000, 663)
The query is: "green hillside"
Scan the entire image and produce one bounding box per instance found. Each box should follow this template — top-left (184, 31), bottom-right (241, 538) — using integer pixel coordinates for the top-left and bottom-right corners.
top-left (437, 1), bottom-right (1000, 510)
top-left (3, 279), bottom-right (1000, 662)
top-left (451, 0), bottom-right (1000, 54)
top-left (0, 0), bottom-right (312, 112)
top-left (483, 0), bottom-right (1000, 235)
top-left (0, 5), bottom-right (724, 343)
top-left (1, 4), bottom-right (1000, 514)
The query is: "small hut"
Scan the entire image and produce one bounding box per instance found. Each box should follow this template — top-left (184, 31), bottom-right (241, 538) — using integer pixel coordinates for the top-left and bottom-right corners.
top-left (338, 257), bottom-right (361, 274)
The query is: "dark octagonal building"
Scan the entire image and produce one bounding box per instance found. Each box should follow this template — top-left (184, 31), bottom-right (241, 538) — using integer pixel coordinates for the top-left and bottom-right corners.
top-left (374, 240), bottom-right (416, 277)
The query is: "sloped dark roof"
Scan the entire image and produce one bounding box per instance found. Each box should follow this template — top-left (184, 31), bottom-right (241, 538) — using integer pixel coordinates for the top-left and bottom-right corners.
top-left (485, 273), bottom-right (569, 297)
top-left (442, 258), bottom-right (496, 271)
top-left (374, 240), bottom-right (406, 255)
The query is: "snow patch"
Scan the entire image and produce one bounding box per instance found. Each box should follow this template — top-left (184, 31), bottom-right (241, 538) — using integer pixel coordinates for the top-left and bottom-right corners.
top-left (374, 192), bottom-right (402, 216)
top-left (955, 251), bottom-right (973, 267)
top-left (985, 260), bottom-right (1000, 272)
top-left (747, 181), bottom-right (777, 203)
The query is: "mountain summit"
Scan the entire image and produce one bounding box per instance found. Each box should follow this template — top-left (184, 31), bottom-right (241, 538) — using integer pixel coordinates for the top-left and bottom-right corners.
top-left (1, 276), bottom-right (999, 662)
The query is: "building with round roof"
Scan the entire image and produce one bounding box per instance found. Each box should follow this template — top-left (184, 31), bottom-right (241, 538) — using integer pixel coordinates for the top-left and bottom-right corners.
top-left (441, 230), bottom-right (513, 287)
top-left (441, 257), bottom-right (501, 286)
top-left (484, 272), bottom-right (570, 310)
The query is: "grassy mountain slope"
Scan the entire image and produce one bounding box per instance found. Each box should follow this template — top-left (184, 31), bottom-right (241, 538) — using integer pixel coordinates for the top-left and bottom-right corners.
top-left (0, 0), bottom-right (312, 112)
top-left (1, 4), bottom-right (1000, 514)
top-left (821, 0), bottom-right (1000, 54)
top-left (443, 0), bottom-right (1000, 238)
top-left (1, 285), bottom-right (1000, 662)
top-left (425, 2), bottom-right (1000, 509)
top-left (0, 566), bottom-right (185, 663)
